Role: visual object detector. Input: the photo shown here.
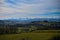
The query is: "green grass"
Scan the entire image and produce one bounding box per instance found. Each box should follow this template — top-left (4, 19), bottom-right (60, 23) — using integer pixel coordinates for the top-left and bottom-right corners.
top-left (0, 30), bottom-right (60, 40)
top-left (32, 30), bottom-right (60, 33)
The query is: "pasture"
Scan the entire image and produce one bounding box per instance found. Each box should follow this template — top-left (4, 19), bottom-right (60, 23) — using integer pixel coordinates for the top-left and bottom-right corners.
top-left (0, 30), bottom-right (60, 40)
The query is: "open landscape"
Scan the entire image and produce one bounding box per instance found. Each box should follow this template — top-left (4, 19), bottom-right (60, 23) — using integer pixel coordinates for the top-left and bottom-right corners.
top-left (0, 0), bottom-right (60, 40)
top-left (0, 18), bottom-right (60, 40)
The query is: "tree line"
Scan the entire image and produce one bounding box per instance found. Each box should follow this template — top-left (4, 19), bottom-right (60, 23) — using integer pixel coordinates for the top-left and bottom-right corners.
top-left (0, 20), bottom-right (60, 34)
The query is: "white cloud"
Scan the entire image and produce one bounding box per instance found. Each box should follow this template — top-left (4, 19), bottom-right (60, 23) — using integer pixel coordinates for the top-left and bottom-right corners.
top-left (0, 0), bottom-right (60, 19)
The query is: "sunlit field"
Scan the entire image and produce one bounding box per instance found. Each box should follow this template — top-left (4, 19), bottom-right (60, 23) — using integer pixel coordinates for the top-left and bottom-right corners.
top-left (0, 30), bottom-right (60, 40)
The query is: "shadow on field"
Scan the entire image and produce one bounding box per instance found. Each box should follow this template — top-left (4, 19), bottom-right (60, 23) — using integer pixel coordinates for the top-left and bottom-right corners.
top-left (48, 35), bottom-right (60, 40)
top-left (20, 37), bottom-right (31, 40)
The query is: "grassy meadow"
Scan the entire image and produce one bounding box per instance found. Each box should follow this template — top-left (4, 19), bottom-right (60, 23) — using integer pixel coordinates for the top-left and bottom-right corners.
top-left (0, 30), bottom-right (60, 40)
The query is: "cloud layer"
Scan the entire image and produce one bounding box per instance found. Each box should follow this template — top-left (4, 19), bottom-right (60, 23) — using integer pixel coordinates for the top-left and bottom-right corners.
top-left (0, 0), bottom-right (60, 19)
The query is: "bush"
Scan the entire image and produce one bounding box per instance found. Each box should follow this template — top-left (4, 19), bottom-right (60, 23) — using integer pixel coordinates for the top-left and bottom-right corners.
top-left (48, 35), bottom-right (60, 40)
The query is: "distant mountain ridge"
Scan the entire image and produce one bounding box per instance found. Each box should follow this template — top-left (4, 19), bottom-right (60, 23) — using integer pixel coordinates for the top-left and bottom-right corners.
top-left (6, 18), bottom-right (60, 22)
top-left (0, 18), bottom-right (60, 24)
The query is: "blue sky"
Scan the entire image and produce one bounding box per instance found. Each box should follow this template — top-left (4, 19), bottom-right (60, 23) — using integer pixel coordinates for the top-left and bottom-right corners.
top-left (0, 0), bottom-right (60, 19)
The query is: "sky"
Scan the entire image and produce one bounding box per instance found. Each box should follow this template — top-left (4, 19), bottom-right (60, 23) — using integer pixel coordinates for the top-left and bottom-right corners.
top-left (0, 0), bottom-right (60, 19)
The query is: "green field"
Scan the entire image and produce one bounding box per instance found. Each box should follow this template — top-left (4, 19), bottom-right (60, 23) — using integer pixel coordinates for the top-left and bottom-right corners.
top-left (0, 30), bottom-right (60, 40)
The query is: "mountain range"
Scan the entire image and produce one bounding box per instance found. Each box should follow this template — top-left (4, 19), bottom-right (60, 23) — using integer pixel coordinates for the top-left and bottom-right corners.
top-left (0, 18), bottom-right (60, 24)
